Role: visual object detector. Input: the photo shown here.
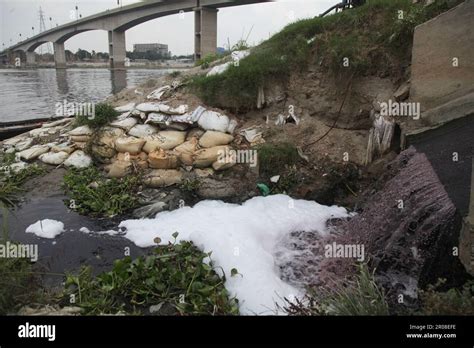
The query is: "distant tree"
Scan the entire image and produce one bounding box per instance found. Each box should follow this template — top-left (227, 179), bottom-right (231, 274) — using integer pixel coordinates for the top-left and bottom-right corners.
top-left (76, 48), bottom-right (92, 61)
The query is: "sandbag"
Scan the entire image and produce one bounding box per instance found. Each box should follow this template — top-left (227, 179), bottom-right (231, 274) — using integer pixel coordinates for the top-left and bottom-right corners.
top-left (63, 150), bottom-right (92, 168)
top-left (51, 143), bottom-right (75, 154)
top-left (15, 138), bottom-right (34, 151)
top-left (110, 117), bottom-right (137, 132)
top-left (142, 131), bottom-right (186, 153)
top-left (115, 137), bottom-right (145, 155)
top-left (127, 124), bottom-right (158, 138)
top-left (17, 145), bottom-right (50, 161)
top-left (74, 142), bottom-right (87, 150)
top-left (39, 151), bottom-right (69, 165)
top-left (174, 138), bottom-right (198, 166)
top-left (107, 160), bottom-right (132, 178)
top-left (70, 135), bottom-right (91, 143)
top-left (68, 125), bottom-right (93, 136)
top-left (96, 127), bottom-right (125, 148)
top-left (143, 169), bottom-right (183, 188)
top-left (91, 144), bottom-right (116, 159)
top-left (117, 152), bottom-right (148, 162)
top-left (199, 131), bottom-right (234, 148)
top-left (114, 103), bottom-right (135, 113)
top-left (148, 149), bottom-right (179, 169)
top-left (193, 146), bottom-right (230, 168)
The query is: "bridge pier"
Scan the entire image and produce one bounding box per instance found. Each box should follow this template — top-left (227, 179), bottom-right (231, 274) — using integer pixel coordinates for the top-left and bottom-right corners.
top-left (108, 30), bottom-right (126, 70)
top-left (194, 7), bottom-right (218, 61)
top-left (26, 51), bottom-right (36, 67)
top-left (54, 42), bottom-right (66, 69)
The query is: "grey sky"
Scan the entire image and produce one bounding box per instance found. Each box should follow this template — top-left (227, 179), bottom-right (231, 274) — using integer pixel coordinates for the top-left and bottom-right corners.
top-left (0, 0), bottom-right (335, 55)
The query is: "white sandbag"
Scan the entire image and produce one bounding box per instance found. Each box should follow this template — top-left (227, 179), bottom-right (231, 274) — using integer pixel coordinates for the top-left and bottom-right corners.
top-left (193, 146), bottom-right (230, 168)
top-left (142, 131), bottom-right (186, 153)
top-left (197, 110), bottom-right (233, 133)
top-left (136, 102), bottom-right (163, 113)
top-left (63, 150), bottom-right (92, 168)
top-left (110, 117), bottom-right (137, 132)
top-left (39, 151), bottom-right (69, 165)
top-left (18, 145), bottom-right (50, 161)
top-left (147, 86), bottom-right (172, 100)
top-left (14, 138), bottom-right (34, 151)
top-left (68, 125), bottom-right (93, 136)
top-left (143, 169), bottom-right (183, 188)
top-left (127, 124), bottom-right (158, 138)
top-left (199, 131), bottom-right (234, 148)
top-left (136, 102), bottom-right (188, 115)
top-left (41, 118), bottom-right (72, 128)
top-left (207, 62), bottom-right (232, 77)
top-left (0, 161), bottom-right (28, 174)
top-left (115, 137), bottom-right (146, 155)
top-left (115, 103), bottom-right (136, 113)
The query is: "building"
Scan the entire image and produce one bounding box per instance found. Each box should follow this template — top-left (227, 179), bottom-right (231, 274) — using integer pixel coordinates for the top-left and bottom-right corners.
top-left (133, 43), bottom-right (170, 57)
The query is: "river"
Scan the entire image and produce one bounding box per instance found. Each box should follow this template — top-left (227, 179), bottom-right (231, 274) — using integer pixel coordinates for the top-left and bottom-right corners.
top-left (0, 68), bottom-right (182, 123)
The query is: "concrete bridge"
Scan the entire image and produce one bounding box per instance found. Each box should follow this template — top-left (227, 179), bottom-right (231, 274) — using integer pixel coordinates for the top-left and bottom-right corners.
top-left (2, 0), bottom-right (271, 69)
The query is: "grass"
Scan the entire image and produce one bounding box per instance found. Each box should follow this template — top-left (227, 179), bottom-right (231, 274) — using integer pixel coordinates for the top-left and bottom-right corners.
top-left (63, 167), bottom-right (141, 217)
top-left (284, 263), bottom-right (389, 315)
top-left (190, 0), bottom-right (462, 111)
top-left (256, 142), bottom-right (299, 178)
top-left (74, 102), bottom-right (119, 129)
top-left (62, 236), bottom-right (239, 315)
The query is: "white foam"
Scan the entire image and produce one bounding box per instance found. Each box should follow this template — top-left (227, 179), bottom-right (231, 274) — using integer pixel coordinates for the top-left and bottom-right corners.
top-left (118, 194), bottom-right (349, 315)
top-left (26, 219), bottom-right (65, 239)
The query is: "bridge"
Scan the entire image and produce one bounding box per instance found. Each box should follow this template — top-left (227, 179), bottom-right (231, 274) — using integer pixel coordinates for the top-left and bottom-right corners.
top-left (2, 0), bottom-right (272, 69)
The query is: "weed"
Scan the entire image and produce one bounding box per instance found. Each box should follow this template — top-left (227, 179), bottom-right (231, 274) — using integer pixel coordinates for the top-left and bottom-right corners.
top-left (257, 142), bottom-right (299, 178)
top-left (179, 179), bottom-right (200, 194)
top-left (74, 103), bottom-right (119, 129)
top-left (418, 279), bottom-right (474, 315)
top-left (63, 167), bottom-right (141, 217)
top-left (62, 238), bottom-right (239, 315)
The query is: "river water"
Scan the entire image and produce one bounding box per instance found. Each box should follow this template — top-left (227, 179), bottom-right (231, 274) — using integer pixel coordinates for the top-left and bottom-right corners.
top-left (0, 68), bottom-right (181, 123)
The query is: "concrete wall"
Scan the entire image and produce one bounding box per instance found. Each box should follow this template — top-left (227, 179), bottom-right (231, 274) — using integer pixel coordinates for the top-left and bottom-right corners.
top-left (410, 0), bottom-right (474, 112)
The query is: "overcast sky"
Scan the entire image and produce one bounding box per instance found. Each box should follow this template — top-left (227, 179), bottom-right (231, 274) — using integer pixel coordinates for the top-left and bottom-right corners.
top-left (0, 0), bottom-right (336, 55)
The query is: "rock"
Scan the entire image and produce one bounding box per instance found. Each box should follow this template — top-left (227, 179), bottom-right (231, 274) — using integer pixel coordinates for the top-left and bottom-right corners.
top-left (110, 117), bottom-right (138, 132)
top-left (133, 201), bottom-right (168, 218)
top-left (393, 82), bottom-right (410, 101)
top-left (63, 150), bottom-right (92, 168)
top-left (17, 145), bottom-right (50, 161)
top-left (39, 151), bottom-right (69, 165)
top-left (199, 131), bottom-right (234, 148)
top-left (174, 138), bottom-right (198, 166)
top-left (128, 124), bottom-right (159, 138)
top-left (193, 146), bottom-right (230, 168)
top-left (68, 125), bottom-right (93, 136)
top-left (114, 103), bottom-right (136, 113)
top-left (148, 149), bottom-right (179, 169)
top-left (115, 137), bottom-right (146, 155)
top-left (142, 131), bottom-right (186, 153)
top-left (144, 169), bottom-right (183, 188)
top-left (107, 160), bottom-right (132, 178)
top-left (197, 178), bottom-right (237, 200)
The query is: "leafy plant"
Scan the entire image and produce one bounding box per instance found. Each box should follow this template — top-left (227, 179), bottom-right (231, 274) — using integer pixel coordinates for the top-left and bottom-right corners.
top-left (179, 179), bottom-right (200, 194)
top-left (63, 239), bottom-right (239, 315)
top-left (63, 167), bottom-right (141, 217)
top-left (418, 279), bottom-right (474, 315)
top-left (74, 103), bottom-right (119, 129)
top-left (257, 142), bottom-right (299, 178)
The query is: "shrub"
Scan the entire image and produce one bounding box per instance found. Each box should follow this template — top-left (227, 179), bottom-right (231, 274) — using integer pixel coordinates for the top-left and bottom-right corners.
top-left (256, 142), bottom-right (299, 178)
top-left (74, 103), bottom-right (119, 129)
top-left (63, 167), bottom-right (140, 217)
top-left (63, 237), bottom-right (239, 315)
top-left (418, 279), bottom-right (474, 315)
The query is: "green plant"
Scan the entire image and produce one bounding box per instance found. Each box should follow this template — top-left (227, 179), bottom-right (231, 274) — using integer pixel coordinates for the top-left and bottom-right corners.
top-left (74, 103), bottom-right (119, 129)
top-left (418, 279), bottom-right (474, 315)
top-left (63, 238), bottom-right (239, 315)
top-left (179, 179), bottom-right (200, 194)
top-left (169, 70), bottom-right (181, 78)
top-left (257, 142), bottom-right (299, 178)
top-left (63, 167), bottom-right (141, 217)
top-left (196, 52), bottom-right (227, 69)
top-left (285, 263), bottom-right (389, 316)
